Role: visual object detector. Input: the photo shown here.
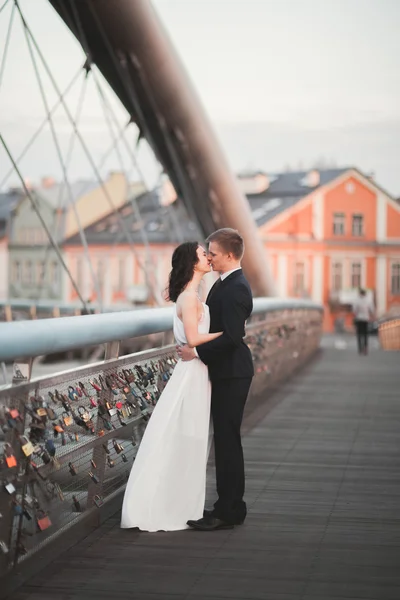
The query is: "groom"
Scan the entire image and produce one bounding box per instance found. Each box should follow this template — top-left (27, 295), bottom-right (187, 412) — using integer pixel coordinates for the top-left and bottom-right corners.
top-left (177, 228), bottom-right (254, 530)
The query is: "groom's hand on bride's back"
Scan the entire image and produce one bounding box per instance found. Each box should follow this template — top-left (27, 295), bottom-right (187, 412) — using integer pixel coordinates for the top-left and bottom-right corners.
top-left (176, 344), bottom-right (196, 361)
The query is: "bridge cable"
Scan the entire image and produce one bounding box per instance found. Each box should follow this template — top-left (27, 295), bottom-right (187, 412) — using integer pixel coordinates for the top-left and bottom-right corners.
top-left (15, 1), bottom-right (160, 305)
top-left (0, 0), bottom-right (9, 17)
top-left (17, 9), bottom-right (103, 309)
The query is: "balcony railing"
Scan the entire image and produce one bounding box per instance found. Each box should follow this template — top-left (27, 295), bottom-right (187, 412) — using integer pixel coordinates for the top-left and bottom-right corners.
top-left (0, 298), bottom-right (323, 582)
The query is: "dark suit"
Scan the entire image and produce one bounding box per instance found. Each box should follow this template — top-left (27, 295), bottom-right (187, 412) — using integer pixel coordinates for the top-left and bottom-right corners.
top-left (196, 269), bottom-right (253, 524)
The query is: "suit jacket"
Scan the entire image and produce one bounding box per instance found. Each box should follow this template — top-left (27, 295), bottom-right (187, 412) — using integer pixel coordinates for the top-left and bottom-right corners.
top-left (196, 269), bottom-right (254, 381)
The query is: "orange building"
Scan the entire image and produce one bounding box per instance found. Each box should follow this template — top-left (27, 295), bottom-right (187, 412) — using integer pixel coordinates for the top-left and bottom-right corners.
top-left (246, 167), bottom-right (400, 331)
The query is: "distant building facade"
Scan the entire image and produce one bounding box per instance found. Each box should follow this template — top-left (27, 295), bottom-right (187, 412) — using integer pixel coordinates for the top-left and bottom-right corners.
top-left (63, 191), bottom-right (202, 307)
top-left (245, 167), bottom-right (400, 331)
top-left (4, 167), bottom-right (400, 330)
top-left (7, 173), bottom-right (138, 302)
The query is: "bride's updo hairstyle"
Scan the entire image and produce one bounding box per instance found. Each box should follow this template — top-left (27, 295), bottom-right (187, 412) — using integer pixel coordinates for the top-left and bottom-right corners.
top-left (167, 241), bottom-right (199, 302)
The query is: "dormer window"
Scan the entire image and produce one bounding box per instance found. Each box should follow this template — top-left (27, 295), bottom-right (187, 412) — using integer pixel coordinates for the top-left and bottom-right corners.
top-left (300, 170), bottom-right (320, 188)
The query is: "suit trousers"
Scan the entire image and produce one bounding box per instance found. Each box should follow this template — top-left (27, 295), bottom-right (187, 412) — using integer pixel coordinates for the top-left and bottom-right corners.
top-left (211, 377), bottom-right (252, 524)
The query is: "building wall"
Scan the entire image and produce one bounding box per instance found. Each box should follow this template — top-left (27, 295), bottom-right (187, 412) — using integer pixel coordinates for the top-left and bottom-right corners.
top-left (63, 242), bottom-right (220, 308)
top-left (8, 195), bottom-right (66, 301)
top-left (64, 244), bottom-right (176, 307)
top-left (261, 170), bottom-right (400, 331)
top-left (323, 176), bottom-right (377, 241)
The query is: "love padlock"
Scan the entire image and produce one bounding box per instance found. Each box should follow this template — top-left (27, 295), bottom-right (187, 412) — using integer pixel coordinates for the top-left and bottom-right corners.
top-left (9, 408), bottom-right (20, 420)
top-left (46, 407), bottom-right (56, 420)
top-left (20, 436), bottom-right (34, 457)
top-left (89, 471), bottom-right (99, 483)
top-left (78, 405), bottom-right (90, 422)
top-left (36, 509), bottom-right (52, 531)
top-left (68, 386), bottom-right (79, 401)
top-left (62, 412), bottom-right (73, 427)
top-left (72, 495), bottom-right (81, 512)
top-left (112, 439), bottom-right (123, 454)
top-left (93, 495), bottom-right (104, 508)
top-left (3, 443), bottom-right (17, 468)
top-left (78, 382), bottom-right (88, 397)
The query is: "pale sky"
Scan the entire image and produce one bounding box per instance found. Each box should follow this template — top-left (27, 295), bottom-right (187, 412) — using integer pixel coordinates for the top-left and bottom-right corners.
top-left (0, 0), bottom-right (399, 195)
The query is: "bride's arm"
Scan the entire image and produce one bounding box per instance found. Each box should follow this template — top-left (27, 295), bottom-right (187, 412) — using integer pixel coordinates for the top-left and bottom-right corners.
top-left (180, 293), bottom-right (222, 348)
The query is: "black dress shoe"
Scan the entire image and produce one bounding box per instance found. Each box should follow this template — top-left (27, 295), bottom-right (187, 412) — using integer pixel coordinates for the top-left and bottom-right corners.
top-left (187, 517), bottom-right (234, 531)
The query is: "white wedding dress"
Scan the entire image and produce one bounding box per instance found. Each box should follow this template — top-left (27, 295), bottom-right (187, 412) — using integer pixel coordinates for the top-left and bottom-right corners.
top-left (121, 302), bottom-right (211, 532)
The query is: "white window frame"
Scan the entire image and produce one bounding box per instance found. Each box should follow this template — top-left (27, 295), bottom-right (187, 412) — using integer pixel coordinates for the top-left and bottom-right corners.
top-left (37, 261), bottom-right (46, 284)
top-left (331, 261), bottom-right (343, 292)
top-left (12, 261), bottom-right (21, 284)
top-left (350, 261), bottom-right (362, 289)
top-left (24, 260), bottom-right (34, 285)
top-left (96, 259), bottom-right (106, 296)
top-left (293, 260), bottom-right (305, 296)
top-left (76, 258), bottom-right (83, 292)
top-left (333, 212), bottom-right (345, 236)
top-left (50, 261), bottom-right (60, 287)
top-left (352, 214), bottom-right (364, 236)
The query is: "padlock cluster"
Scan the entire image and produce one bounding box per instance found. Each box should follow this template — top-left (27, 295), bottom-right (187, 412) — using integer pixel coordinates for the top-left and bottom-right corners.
top-left (0, 353), bottom-right (177, 563)
top-left (245, 310), bottom-right (321, 379)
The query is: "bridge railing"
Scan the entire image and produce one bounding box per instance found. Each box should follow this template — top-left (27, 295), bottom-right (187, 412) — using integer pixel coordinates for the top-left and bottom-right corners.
top-left (0, 298), bottom-right (323, 580)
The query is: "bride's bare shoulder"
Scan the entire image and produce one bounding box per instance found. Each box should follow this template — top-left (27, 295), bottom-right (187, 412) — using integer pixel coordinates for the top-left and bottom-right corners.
top-left (176, 291), bottom-right (199, 318)
top-left (177, 290), bottom-right (197, 304)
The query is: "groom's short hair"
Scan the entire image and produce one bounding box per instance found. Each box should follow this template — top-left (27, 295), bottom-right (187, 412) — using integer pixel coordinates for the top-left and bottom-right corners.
top-left (206, 228), bottom-right (244, 260)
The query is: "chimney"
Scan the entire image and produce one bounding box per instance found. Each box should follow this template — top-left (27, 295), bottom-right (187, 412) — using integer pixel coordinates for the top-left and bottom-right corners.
top-left (306, 170), bottom-right (320, 187)
top-left (237, 172), bottom-right (269, 194)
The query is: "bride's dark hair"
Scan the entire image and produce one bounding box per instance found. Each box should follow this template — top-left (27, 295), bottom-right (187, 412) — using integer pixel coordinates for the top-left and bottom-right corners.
top-left (167, 241), bottom-right (199, 302)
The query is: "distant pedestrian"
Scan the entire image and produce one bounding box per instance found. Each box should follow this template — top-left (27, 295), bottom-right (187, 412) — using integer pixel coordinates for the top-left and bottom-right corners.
top-left (353, 289), bottom-right (374, 355)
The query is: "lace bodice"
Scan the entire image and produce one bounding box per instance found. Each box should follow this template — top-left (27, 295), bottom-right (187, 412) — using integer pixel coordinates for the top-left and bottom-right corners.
top-left (173, 303), bottom-right (210, 346)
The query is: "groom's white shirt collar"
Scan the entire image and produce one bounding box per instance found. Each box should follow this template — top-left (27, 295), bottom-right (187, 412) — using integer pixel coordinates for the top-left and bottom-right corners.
top-left (220, 267), bottom-right (241, 281)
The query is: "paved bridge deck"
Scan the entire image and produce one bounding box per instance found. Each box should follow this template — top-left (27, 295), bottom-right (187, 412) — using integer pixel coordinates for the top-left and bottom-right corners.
top-left (8, 341), bottom-right (400, 600)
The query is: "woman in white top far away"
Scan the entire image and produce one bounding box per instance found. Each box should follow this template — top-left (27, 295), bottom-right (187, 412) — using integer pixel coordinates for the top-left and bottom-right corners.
top-left (352, 288), bottom-right (375, 355)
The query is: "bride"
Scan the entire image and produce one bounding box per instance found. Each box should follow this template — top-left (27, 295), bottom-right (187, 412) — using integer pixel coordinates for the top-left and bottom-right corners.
top-left (120, 242), bottom-right (222, 532)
